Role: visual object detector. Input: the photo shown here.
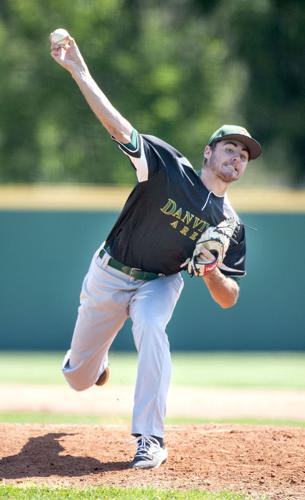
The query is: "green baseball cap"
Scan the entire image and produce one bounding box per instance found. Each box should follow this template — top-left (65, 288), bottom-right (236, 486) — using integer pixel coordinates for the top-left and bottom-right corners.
top-left (208, 124), bottom-right (262, 160)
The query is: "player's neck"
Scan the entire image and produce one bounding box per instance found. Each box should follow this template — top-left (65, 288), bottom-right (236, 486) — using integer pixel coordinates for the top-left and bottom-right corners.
top-left (200, 167), bottom-right (229, 197)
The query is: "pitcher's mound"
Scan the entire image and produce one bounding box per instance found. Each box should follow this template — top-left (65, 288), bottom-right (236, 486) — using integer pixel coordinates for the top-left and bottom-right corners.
top-left (0, 423), bottom-right (304, 499)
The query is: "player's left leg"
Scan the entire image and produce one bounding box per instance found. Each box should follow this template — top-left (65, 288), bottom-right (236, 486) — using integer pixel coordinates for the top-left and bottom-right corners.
top-left (62, 247), bottom-right (130, 391)
top-left (129, 272), bottom-right (184, 460)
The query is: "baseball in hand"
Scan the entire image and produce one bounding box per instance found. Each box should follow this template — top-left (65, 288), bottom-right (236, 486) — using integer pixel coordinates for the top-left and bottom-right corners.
top-left (50, 28), bottom-right (70, 46)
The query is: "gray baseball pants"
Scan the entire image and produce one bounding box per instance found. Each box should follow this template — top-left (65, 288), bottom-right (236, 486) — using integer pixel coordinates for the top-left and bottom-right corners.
top-left (62, 246), bottom-right (184, 438)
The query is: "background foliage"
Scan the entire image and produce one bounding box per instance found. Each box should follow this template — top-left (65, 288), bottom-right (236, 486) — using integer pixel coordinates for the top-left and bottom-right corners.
top-left (0, 0), bottom-right (304, 185)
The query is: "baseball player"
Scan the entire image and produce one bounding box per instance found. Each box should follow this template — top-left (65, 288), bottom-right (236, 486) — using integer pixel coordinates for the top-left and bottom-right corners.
top-left (50, 33), bottom-right (261, 469)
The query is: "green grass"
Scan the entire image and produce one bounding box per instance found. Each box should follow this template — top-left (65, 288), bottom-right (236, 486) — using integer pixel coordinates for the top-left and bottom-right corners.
top-left (171, 352), bottom-right (305, 389)
top-left (0, 485), bottom-right (269, 499)
top-left (0, 352), bottom-right (64, 385)
top-left (0, 411), bottom-right (127, 425)
top-left (0, 351), bottom-right (304, 389)
top-left (0, 410), bottom-right (304, 428)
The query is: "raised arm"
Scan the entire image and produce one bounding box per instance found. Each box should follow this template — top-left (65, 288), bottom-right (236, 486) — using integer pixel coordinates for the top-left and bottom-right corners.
top-left (50, 32), bottom-right (133, 144)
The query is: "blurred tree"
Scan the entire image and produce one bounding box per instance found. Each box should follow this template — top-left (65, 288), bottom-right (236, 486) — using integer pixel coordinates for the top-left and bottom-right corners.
top-left (0, 0), bottom-right (245, 184)
top-left (217, 0), bottom-right (305, 183)
top-left (0, 0), bottom-right (303, 184)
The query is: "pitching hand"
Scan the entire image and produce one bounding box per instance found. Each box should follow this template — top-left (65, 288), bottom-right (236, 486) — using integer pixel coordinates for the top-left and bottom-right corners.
top-left (50, 35), bottom-right (88, 76)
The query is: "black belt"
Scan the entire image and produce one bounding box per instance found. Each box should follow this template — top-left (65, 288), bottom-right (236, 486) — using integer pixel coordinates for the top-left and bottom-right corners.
top-left (99, 247), bottom-right (163, 281)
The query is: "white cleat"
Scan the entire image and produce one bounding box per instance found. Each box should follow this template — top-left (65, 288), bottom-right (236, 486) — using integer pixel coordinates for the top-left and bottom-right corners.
top-left (131, 435), bottom-right (168, 469)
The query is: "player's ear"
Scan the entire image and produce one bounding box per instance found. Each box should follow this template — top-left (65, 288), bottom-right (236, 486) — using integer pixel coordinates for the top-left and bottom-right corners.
top-left (203, 145), bottom-right (212, 161)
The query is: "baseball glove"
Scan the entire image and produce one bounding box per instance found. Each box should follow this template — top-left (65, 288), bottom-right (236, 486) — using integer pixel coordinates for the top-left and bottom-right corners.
top-left (187, 217), bottom-right (239, 277)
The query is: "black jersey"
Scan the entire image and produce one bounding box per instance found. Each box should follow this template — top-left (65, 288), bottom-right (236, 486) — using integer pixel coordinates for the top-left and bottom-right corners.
top-left (106, 132), bottom-right (246, 277)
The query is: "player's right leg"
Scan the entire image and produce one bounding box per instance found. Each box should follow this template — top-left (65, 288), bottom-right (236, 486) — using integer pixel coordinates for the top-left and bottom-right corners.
top-left (62, 248), bottom-right (129, 391)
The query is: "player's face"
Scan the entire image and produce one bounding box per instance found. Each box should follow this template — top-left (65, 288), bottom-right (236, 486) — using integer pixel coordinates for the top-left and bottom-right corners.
top-left (204, 140), bottom-right (249, 183)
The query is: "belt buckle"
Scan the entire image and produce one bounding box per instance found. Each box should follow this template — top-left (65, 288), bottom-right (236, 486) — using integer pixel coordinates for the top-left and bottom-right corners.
top-left (129, 267), bottom-right (139, 277)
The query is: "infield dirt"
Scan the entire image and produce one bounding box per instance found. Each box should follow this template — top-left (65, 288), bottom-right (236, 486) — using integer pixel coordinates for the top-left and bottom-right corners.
top-left (0, 423), bottom-right (304, 500)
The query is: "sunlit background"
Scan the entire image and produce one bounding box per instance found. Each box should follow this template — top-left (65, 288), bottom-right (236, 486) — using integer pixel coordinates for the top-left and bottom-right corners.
top-left (0, 0), bottom-right (304, 428)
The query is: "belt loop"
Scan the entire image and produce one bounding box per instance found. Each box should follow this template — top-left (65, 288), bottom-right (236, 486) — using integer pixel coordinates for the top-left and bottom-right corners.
top-left (98, 246), bottom-right (111, 267)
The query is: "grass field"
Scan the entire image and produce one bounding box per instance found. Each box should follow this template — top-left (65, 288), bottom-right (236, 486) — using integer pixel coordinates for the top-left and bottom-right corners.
top-left (1, 352), bottom-right (300, 499)
top-left (0, 351), bottom-right (304, 389)
top-left (0, 485), bottom-right (268, 500)
top-left (0, 411), bottom-right (304, 428)
top-left (1, 351), bottom-right (304, 428)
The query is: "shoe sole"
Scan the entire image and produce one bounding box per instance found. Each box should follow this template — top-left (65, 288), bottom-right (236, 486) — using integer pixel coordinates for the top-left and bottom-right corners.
top-left (131, 457), bottom-right (167, 469)
top-left (131, 449), bottom-right (168, 469)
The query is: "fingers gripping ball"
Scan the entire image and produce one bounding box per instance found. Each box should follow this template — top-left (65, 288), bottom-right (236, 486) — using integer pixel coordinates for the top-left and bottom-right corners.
top-left (50, 28), bottom-right (70, 47)
top-left (187, 217), bottom-right (239, 277)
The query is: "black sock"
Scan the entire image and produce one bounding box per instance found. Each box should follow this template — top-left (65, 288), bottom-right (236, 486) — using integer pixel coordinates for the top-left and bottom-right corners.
top-left (152, 435), bottom-right (164, 447)
top-left (132, 433), bottom-right (164, 448)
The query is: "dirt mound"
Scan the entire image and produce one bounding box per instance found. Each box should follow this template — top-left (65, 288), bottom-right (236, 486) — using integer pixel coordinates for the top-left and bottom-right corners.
top-left (0, 423), bottom-right (304, 499)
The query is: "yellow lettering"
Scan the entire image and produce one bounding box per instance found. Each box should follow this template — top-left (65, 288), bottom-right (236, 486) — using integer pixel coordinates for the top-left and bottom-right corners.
top-left (180, 226), bottom-right (190, 236)
top-left (192, 217), bottom-right (203, 229)
top-left (161, 199), bottom-right (210, 237)
top-left (182, 211), bottom-right (194, 225)
top-left (189, 231), bottom-right (199, 240)
top-left (173, 208), bottom-right (182, 219)
top-left (197, 221), bottom-right (210, 233)
top-left (160, 198), bottom-right (176, 215)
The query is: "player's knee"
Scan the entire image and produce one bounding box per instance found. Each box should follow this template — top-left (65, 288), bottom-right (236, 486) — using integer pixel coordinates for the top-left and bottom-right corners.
top-left (69, 379), bottom-right (88, 391)
top-left (66, 377), bottom-right (93, 392)
top-left (63, 368), bottom-right (94, 391)
top-left (62, 353), bottom-right (97, 391)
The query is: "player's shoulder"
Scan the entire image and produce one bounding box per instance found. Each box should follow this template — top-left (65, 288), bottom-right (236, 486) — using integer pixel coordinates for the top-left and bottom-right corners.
top-left (141, 133), bottom-right (193, 169)
top-left (141, 133), bottom-right (178, 153)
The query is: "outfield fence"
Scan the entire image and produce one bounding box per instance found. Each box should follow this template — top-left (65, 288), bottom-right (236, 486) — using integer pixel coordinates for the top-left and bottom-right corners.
top-left (1, 186), bottom-right (304, 351)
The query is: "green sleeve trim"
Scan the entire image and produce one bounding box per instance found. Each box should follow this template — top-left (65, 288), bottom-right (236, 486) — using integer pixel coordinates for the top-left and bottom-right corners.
top-left (125, 128), bottom-right (138, 151)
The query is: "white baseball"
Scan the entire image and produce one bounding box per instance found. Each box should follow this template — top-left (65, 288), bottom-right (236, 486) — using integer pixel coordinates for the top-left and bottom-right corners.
top-left (50, 28), bottom-right (70, 46)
